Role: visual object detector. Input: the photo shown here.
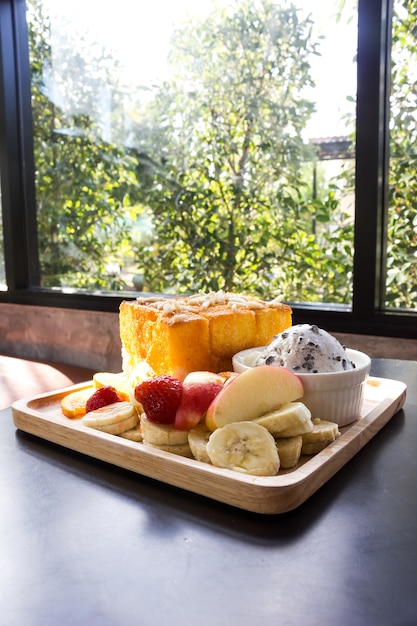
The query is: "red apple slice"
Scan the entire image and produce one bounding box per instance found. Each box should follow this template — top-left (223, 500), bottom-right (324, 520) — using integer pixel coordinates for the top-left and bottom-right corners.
top-left (205, 365), bottom-right (304, 431)
top-left (174, 371), bottom-right (224, 430)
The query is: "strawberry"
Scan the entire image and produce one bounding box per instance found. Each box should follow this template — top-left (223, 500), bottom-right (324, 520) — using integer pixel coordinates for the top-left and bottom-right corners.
top-left (85, 385), bottom-right (122, 413)
top-left (134, 376), bottom-right (183, 424)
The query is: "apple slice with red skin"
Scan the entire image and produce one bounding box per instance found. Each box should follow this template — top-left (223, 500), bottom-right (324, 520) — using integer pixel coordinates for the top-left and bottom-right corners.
top-left (205, 365), bottom-right (304, 431)
top-left (174, 371), bottom-right (225, 430)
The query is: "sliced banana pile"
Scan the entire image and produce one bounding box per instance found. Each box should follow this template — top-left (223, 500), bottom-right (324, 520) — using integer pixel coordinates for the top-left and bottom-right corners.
top-left (301, 418), bottom-right (341, 455)
top-left (140, 415), bottom-right (193, 457)
top-left (82, 402), bottom-right (141, 440)
top-left (80, 400), bottom-right (340, 478)
top-left (192, 403), bottom-right (340, 476)
top-left (188, 424), bottom-right (212, 464)
top-left (275, 436), bottom-right (303, 470)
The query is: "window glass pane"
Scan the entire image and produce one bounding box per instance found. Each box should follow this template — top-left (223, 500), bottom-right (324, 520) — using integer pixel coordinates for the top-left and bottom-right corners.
top-left (28, 0), bottom-right (357, 303)
top-left (387, 0), bottom-right (417, 311)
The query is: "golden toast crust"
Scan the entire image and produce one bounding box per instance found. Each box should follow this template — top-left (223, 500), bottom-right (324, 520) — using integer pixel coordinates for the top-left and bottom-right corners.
top-left (120, 292), bottom-right (292, 380)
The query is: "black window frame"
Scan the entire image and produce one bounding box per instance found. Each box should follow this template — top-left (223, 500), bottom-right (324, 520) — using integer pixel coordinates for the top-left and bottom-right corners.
top-left (0, 0), bottom-right (416, 339)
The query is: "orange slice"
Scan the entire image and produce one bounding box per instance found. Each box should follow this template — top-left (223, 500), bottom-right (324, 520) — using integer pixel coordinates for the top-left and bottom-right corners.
top-left (61, 388), bottom-right (94, 419)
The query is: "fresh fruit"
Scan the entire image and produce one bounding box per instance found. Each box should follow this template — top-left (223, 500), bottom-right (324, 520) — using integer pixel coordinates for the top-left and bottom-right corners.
top-left (188, 423), bottom-right (212, 463)
top-left (301, 418), bottom-right (341, 455)
top-left (119, 425), bottom-right (143, 442)
top-left (143, 441), bottom-right (193, 458)
top-left (275, 436), bottom-right (303, 469)
top-left (205, 365), bottom-right (304, 431)
top-left (206, 421), bottom-right (280, 476)
top-left (61, 388), bottom-right (94, 418)
top-left (140, 414), bottom-right (190, 446)
top-left (134, 375), bottom-right (183, 424)
top-left (127, 363), bottom-right (157, 410)
top-left (301, 441), bottom-right (331, 455)
top-left (302, 418), bottom-right (340, 443)
top-left (174, 371), bottom-right (224, 430)
top-left (85, 386), bottom-right (122, 413)
top-left (254, 402), bottom-right (313, 437)
top-left (93, 372), bottom-right (131, 401)
top-left (93, 413), bottom-right (139, 435)
top-left (218, 371), bottom-right (239, 384)
top-left (82, 401), bottom-right (135, 427)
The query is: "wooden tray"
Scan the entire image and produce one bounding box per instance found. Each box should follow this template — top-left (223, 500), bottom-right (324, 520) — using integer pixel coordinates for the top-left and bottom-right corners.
top-left (12, 376), bottom-right (406, 514)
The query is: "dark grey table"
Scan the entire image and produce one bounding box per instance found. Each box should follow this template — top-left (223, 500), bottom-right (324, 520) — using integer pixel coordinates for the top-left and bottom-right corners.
top-left (1, 359), bottom-right (416, 626)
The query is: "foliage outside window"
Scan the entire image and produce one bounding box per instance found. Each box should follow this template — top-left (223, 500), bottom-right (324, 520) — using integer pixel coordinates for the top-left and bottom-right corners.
top-left (28, 0), bottom-right (356, 304)
top-left (129, 2), bottom-right (355, 302)
top-left (386, 0), bottom-right (417, 309)
top-left (25, 0), bottom-right (416, 311)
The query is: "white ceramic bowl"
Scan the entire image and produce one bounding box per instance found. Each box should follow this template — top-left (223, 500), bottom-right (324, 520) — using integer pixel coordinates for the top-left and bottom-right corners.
top-left (232, 346), bottom-right (371, 427)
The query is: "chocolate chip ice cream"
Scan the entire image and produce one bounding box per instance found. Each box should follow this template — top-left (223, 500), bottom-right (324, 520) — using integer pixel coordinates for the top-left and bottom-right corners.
top-left (255, 324), bottom-right (355, 373)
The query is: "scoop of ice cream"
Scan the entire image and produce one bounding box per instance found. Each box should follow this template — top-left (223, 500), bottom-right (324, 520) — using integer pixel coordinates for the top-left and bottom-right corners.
top-left (255, 324), bottom-right (355, 373)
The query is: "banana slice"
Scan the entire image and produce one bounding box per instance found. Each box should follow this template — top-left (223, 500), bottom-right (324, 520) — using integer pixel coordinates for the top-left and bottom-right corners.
top-left (188, 424), bottom-right (212, 464)
top-left (93, 372), bottom-right (131, 400)
top-left (143, 441), bottom-right (193, 458)
top-left (82, 401), bottom-right (135, 427)
top-left (275, 436), bottom-right (302, 469)
top-left (140, 415), bottom-right (190, 446)
top-left (254, 402), bottom-right (313, 437)
top-left (301, 418), bottom-right (341, 455)
top-left (301, 418), bottom-right (341, 443)
top-left (119, 425), bottom-right (143, 442)
top-left (302, 441), bottom-right (332, 455)
top-left (206, 421), bottom-right (280, 476)
top-left (94, 413), bottom-right (139, 435)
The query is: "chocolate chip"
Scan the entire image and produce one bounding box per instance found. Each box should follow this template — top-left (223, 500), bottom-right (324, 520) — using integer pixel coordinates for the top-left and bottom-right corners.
top-left (302, 361), bottom-right (314, 370)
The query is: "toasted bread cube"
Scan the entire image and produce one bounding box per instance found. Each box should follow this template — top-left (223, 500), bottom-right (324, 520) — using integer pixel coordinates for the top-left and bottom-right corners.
top-left (255, 305), bottom-right (292, 346)
top-left (119, 293), bottom-right (292, 381)
top-left (148, 315), bottom-right (211, 381)
top-left (202, 306), bottom-right (257, 357)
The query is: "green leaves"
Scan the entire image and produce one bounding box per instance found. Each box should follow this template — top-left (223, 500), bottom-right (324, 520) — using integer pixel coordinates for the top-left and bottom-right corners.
top-left (386, 0), bottom-right (417, 309)
top-left (28, 0), bottom-right (146, 291)
top-left (132, 0), bottom-right (353, 302)
top-left (28, 0), bottom-right (356, 303)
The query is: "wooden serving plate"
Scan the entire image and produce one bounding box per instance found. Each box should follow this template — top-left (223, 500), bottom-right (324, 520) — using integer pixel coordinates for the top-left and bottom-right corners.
top-left (12, 376), bottom-right (406, 514)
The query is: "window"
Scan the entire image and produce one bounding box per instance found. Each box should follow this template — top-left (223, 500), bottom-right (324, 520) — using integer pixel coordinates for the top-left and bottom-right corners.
top-left (27, 0), bottom-right (358, 302)
top-left (386, 0), bottom-right (417, 309)
top-left (0, 0), bottom-right (415, 340)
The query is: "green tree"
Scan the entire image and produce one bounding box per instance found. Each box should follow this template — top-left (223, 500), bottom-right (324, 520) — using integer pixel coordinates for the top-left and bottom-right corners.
top-left (28, 0), bottom-right (143, 290)
top-left (386, 0), bottom-right (417, 309)
top-left (134, 0), bottom-right (354, 301)
top-left (26, 0), bottom-right (355, 301)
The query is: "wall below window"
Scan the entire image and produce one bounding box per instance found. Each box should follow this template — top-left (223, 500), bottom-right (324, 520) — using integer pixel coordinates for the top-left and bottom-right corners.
top-left (0, 304), bottom-right (415, 372)
top-left (0, 303), bottom-right (122, 372)
top-left (333, 332), bottom-right (417, 361)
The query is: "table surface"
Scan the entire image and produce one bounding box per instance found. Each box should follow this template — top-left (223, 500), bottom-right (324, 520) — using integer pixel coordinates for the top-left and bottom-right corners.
top-left (1, 358), bottom-right (417, 626)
